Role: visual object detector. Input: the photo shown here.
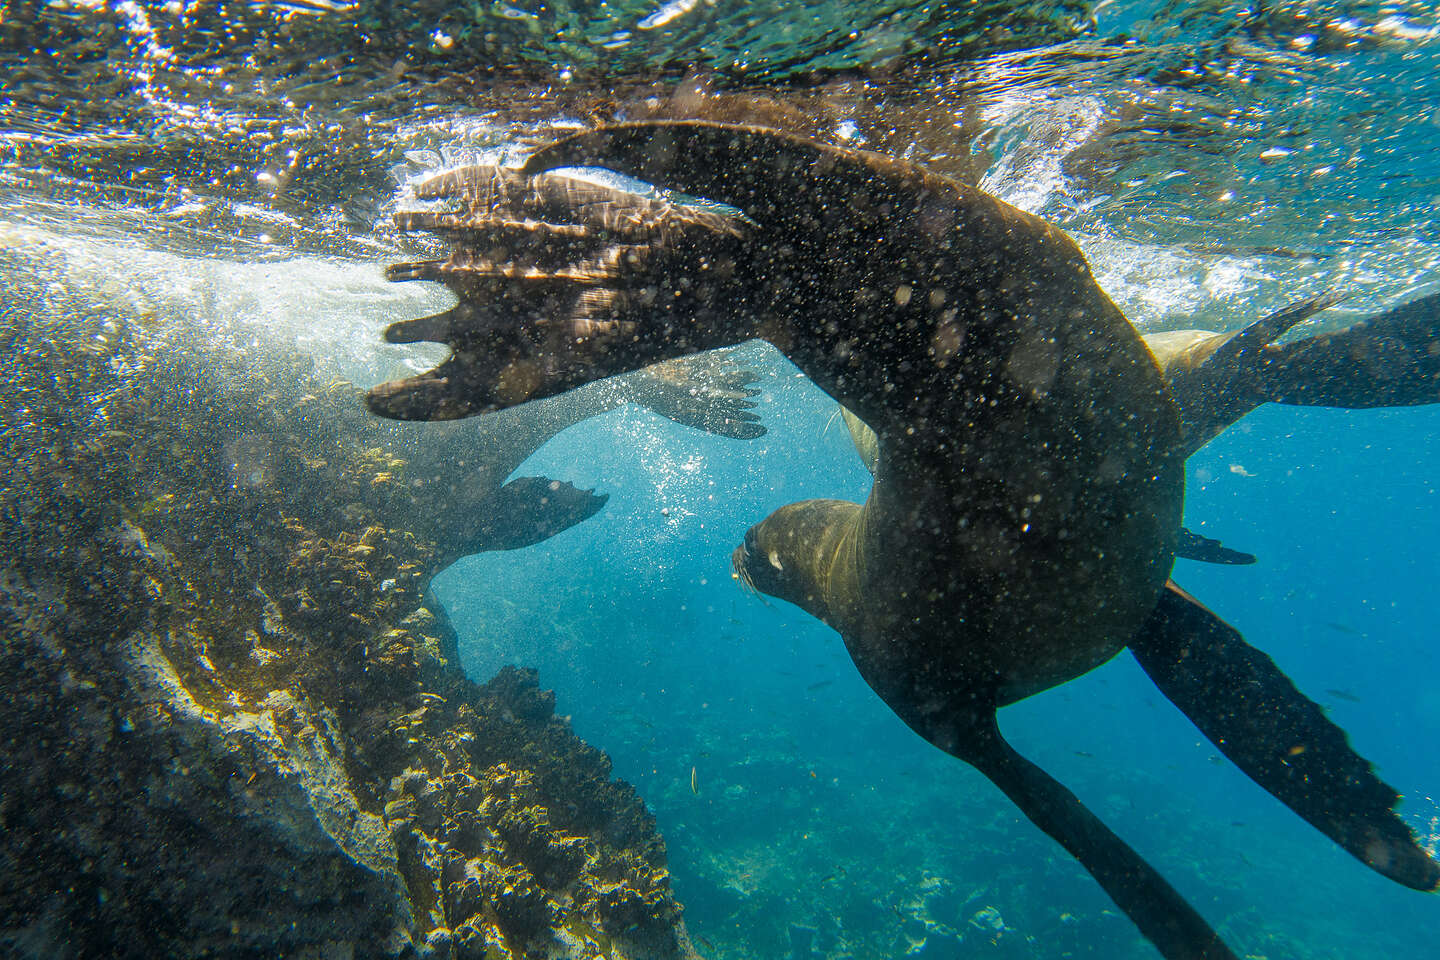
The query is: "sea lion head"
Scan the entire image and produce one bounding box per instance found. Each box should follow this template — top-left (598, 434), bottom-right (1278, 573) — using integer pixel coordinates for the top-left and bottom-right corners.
top-left (731, 522), bottom-right (789, 602)
top-left (731, 498), bottom-right (864, 630)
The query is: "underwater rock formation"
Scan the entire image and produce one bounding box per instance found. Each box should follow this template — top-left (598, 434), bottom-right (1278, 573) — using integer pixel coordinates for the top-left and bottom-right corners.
top-left (0, 228), bottom-right (699, 960)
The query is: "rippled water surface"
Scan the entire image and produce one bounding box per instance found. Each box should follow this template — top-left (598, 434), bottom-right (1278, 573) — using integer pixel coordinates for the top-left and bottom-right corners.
top-left (4, 1), bottom-right (1439, 958)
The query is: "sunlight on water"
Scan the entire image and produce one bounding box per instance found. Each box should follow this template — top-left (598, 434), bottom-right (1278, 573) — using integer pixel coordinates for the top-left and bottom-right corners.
top-left (1, 218), bottom-right (448, 386)
top-left (978, 93), bottom-right (1108, 216)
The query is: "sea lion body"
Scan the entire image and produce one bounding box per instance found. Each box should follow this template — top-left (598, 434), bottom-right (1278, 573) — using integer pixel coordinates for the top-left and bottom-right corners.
top-left (535, 124), bottom-right (1185, 721)
top-left (370, 121), bottom-right (1440, 960)
top-left (374, 126), bottom-right (1184, 708)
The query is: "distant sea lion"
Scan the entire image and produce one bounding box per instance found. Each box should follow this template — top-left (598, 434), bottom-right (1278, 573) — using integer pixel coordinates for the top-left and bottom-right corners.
top-left (417, 351), bottom-right (765, 554)
top-left (365, 121), bottom-right (1440, 960)
top-left (1143, 291), bottom-right (1440, 455)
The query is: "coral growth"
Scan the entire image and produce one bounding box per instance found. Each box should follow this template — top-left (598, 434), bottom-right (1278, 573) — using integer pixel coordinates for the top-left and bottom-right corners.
top-left (0, 229), bottom-right (698, 959)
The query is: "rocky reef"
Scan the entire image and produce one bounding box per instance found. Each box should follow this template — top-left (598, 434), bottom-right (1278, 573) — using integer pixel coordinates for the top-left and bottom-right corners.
top-left (0, 226), bottom-right (699, 960)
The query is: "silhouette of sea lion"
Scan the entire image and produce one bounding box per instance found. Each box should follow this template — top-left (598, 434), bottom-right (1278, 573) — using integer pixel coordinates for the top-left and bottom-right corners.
top-left (412, 350), bottom-right (765, 553)
top-left (366, 121), bottom-right (1440, 960)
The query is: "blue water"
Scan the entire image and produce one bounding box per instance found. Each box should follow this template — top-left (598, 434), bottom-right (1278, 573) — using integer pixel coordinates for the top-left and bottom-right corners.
top-left (435, 344), bottom-right (1440, 958)
top-left (7, 0), bottom-right (1440, 954)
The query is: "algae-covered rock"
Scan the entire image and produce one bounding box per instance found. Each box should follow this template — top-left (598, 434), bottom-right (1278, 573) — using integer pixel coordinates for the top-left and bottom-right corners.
top-left (0, 227), bottom-right (699, 960)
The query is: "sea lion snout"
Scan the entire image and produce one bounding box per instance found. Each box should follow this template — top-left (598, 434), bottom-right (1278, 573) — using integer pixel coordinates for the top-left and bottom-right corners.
top-left (730, 526), bottom-right (765, 597)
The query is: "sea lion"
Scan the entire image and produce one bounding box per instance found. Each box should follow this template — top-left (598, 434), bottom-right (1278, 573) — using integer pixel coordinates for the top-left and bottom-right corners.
top-left (411, 350), bottom-right (766, 553)
top-left (829, 289), bottom-right (1440, 567)
top-left (365, 121), bottom-right (1440, 960)
top-left (1143, 291), bottom-right (1440, 455)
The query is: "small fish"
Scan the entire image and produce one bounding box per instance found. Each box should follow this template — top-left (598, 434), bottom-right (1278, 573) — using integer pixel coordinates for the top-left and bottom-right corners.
top-left (1073, 750), bottom-right (1094, 758)
top-left (690, 765), bottom-right (699, 795)
top-left (1325, 687), bottom-right (1362, 703)
top-left (492, 1), bottom-right (538, 19)
top-left (1324, 622), bottom-right (1361, 636)
top-left (806, 679), bottom-right (834, 692)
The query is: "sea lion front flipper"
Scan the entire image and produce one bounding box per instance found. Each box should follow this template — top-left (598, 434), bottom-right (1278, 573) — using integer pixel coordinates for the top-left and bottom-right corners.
top-left (1130, 582), bottom-right (1440, 891)
top-left (1175, 527), bottom-right (1256, 565)
top-left (462, 476), bottom-right (609, 553)
top-left (518, 120), bottom-right (959, 249)
top-left (952, 711), bottom-right (1239, 960)
top-left (520, 120), bottom-right (854, 214)
top-left (628, 352), bottom-right (765, 440)
top-left (369, 164), bottom-right (753, 422)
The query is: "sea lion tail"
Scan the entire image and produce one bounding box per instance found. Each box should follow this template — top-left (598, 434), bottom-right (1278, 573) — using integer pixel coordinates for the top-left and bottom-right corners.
top-left (1130, 581), bottom-right (1440, 892)
top-left (952, 712), bottom-right (1240, 960)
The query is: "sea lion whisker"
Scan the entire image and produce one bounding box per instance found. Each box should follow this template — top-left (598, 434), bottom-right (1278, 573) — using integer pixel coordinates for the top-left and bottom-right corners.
top-left (730, 544), bottom-right (768, 603)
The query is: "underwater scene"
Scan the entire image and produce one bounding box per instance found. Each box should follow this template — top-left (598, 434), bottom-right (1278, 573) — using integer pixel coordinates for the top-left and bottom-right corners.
top-left (3, 1), bottom-right (1439, 958)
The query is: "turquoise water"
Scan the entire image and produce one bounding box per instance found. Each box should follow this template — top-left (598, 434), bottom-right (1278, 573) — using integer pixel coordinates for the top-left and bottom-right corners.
top-left (5, 0), bottom-right (1440, 956)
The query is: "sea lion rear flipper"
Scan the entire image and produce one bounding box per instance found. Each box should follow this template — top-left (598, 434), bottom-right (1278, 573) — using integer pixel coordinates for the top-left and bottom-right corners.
top-left (1130, 581), bottom-right (1440, 891)
top-left (952, 711), bottom-right (1239, 960)
top-left (462, 476), bottom-right (608, 553)
top-left (1259, 292), bottom-right (1440, 408)
top-left (1175, 527), bottom-right (1256, 565)
top-left (1161, 291), bottom-right (1440, 447)
top-left (1158, 292), bottom-right (1342, 446)
top-left (629, 352), bottom-right (765, 440)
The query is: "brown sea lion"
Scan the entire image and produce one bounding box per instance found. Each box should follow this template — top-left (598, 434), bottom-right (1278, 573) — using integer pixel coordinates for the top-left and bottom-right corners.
top-left (365, 121), bottom-right (1440, 960)
top-left (830, 289), bottom-right (1440, 567)
top-left (1144, 291), bottom-right (1440, 455)
top-left (411, 350), bottom-right (765, 554)
top-left (838, 401), bottom-right (1259, 564)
